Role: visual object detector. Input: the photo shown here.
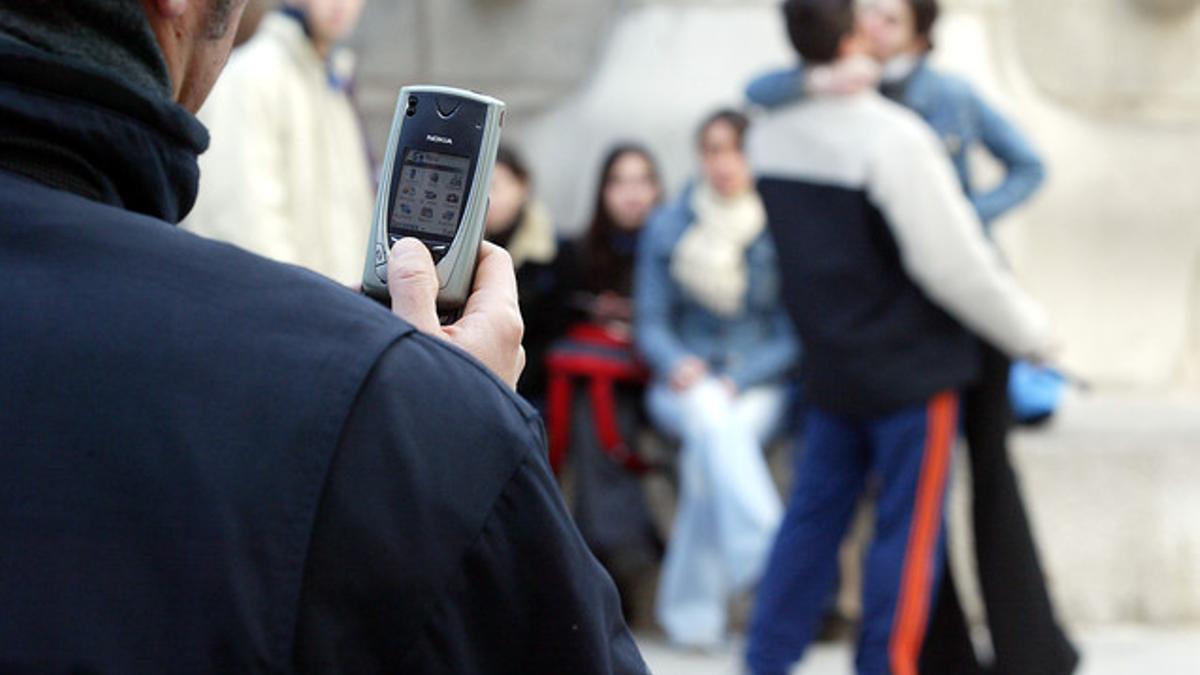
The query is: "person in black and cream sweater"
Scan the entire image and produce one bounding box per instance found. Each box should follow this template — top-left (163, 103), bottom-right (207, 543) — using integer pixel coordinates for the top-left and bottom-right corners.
top-left (743, 2), bottom-right (1056, 674)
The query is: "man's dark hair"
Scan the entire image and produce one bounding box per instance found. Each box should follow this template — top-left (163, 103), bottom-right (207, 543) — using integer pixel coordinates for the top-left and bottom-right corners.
top-left (908, 0), bottom-right (940, 50)
top-left (697, 109), bottom-right (751, 150)
top-left (782, 0), bottom-right (855, 65)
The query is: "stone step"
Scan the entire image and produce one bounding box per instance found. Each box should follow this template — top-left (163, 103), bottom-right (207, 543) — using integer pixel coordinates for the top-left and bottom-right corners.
top-left (968, 393), bottom-right (1200, 625)
top-left (636, 626), bottom-right (1200, 674)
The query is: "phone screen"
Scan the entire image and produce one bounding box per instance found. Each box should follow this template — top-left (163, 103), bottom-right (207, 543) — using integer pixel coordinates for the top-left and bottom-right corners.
top-left (388, 148), bottom-right (472, 242)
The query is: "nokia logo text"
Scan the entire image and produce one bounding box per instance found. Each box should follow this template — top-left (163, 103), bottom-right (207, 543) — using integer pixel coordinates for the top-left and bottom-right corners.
top-left (426, 135), bottom-right (454, 145)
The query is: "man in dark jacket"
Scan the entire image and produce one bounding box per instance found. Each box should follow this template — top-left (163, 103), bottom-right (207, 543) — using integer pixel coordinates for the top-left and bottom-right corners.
top-left (0, 2), bottom-right (648, 673)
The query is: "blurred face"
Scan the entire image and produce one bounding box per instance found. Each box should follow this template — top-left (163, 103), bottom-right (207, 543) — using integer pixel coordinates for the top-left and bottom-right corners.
top-left (603, 152), bottom-right (660, 232)
top-left (293, 0), bottom-right (367, 46)
top-left (700, 120), bottom-right (752, 199)
top-left (859, 0), bottom-right (923, 62)
top-left (486, 163), bottom-right (530, 236)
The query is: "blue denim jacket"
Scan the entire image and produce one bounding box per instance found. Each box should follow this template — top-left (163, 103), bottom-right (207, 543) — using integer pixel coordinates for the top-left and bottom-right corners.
top-left (745, 59), bottom-right (1046, 226)
top-left (634, 185), bottom-right (800, 390)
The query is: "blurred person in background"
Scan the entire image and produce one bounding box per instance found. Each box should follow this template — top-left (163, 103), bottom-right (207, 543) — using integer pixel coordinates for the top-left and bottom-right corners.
top-left (184, 0), bottom-right (372, 285)
top-left (234, 0), bottom-right (278, 46)
top-left (574, 144), bottom-right (665, 333)
top-left (486, 145), bottom-right (571, 406)
top-left (742, 0), bottom-right (1058, 673)
top-left (746, 1), bottom-right (1077, 673)
top-left (634, 109), bottom-right (798, 650)
top-left (545, 144), bottom-right (665, 627)
top-left (747, 0), bottom-right (1044, 227)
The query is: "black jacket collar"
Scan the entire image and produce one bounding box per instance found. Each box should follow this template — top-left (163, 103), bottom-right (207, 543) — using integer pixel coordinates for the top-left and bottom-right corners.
top-left (0, 37), bottom-right (208, 223)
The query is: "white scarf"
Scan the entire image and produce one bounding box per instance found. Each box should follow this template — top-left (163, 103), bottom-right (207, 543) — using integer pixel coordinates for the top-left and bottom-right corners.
top-left (881, 54), bottom-right (920, 84)
top-left (669, 183), bottom-right (766, 318)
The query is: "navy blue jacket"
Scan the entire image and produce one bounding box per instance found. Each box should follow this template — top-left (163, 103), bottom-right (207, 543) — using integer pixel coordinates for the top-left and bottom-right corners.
top-left (0, 37), bottom-right (646, 674)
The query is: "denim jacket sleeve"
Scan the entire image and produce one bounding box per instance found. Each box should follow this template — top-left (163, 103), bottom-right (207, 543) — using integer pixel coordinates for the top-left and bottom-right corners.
top-left (968, 87), bottom-right (1047, 224)
top-left (745, 64), bottom-right (808, 109)
top-left (634, 207), bottom-right (693, 377)
top-left (727, 308), bottom-right (800, 392)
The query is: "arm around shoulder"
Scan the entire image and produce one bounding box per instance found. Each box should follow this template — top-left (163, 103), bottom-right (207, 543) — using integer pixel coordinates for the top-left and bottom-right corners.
top-left (746, 65), bottom-right (808, 108)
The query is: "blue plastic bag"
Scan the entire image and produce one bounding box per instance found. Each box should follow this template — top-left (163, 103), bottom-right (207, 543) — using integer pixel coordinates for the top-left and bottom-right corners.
top-left (1009, 361), bottom-right (1068, 426)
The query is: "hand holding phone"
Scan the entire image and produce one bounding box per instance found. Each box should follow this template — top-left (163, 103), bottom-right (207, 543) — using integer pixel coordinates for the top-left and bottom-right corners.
top-left (364, 86), bottom-right (506, 318)
top-left (388, 238), bottom-right (525, 388)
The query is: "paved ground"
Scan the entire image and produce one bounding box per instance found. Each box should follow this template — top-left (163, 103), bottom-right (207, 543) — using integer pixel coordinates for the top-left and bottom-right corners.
top-left (636, 626), bottom-right (1200, 674)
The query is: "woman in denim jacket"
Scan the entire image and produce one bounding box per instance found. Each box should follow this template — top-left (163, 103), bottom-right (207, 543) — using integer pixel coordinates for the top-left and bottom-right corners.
top-left (745, 2), bottom-right (1078, 674)
top-left (634, 110), bottom-right (799, 649)
top-left (746, 13), bottom-right (1044, 229)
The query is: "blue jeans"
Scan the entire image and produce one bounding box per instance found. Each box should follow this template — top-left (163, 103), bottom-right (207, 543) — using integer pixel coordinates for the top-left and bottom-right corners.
top-left (647, 379), bottom-right (786, 647)
top-left (746, 393), bottom-right (959, 675)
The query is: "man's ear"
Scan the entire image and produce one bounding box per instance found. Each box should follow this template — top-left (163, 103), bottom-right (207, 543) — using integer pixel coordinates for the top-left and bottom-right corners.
top-left (148, 0), bottom-right (188, 20)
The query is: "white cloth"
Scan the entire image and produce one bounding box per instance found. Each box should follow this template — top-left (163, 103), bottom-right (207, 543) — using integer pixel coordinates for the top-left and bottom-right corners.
top-left (503, 200), bottom-right (557, 271)
top-left (881, 54), bottom-right (920, 84)
top-left (183, 13), bottom-right (373, 285)
top-left (647, 379), bottom-right (785, 647)
top-left (669, 183), bottom-right (766, 318)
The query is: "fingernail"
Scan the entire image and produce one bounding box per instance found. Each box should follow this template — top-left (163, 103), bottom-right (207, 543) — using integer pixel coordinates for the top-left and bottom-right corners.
top-left (390, 237), bottom-right (428, 258)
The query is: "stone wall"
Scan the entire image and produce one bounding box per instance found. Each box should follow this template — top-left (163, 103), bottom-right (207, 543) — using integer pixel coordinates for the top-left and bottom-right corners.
top-left (939, 0), bottom-right (1200, 389)
top-left (347, 0), bottom-right (621, 150)
top-left (1009, 0), bottom-right (1200, 121)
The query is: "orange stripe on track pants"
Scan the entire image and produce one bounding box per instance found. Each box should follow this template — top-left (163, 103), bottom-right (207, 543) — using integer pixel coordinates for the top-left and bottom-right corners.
top-left (889, 391), bottom-right (958, 675)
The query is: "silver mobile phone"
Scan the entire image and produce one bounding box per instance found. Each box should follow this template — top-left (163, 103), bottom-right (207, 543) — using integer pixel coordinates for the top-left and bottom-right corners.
top-left (363, 85), bottom-right (506, 316)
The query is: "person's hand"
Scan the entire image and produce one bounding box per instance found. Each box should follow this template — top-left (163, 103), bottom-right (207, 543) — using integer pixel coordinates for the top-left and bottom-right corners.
top-left (591, 292), bottom-right (634, 323)
top-left (669, 357), bottom-right (708, 392)
top-left (601, 320), bottom-right (634, 343)
top-left (808, 54), bottom-right (881, 96)
top-left (1027, 337), bottom-right (1065, 370)
top-left (387, 238), bottom-right (526, 388)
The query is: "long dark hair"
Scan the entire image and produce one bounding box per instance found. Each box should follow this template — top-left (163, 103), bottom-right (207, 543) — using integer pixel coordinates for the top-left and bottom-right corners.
top-left (582, 143), bottom-right (662, 295)
top-left (908, 0), bottom-right (940, 50)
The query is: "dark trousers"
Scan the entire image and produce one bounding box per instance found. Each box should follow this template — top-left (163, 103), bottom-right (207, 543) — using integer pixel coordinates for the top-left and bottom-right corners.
top-left (920, 345), bottom-right (1079, 675)
top-left (747, 393), bottom-right (959, 675)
